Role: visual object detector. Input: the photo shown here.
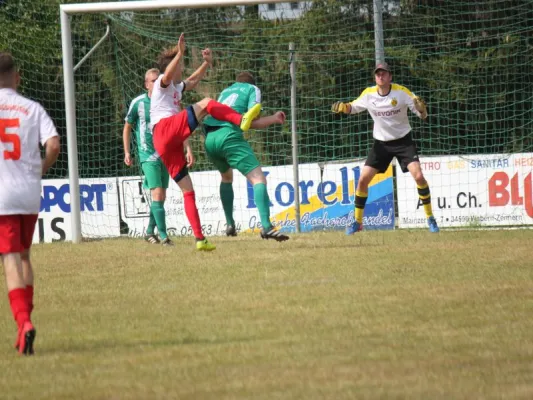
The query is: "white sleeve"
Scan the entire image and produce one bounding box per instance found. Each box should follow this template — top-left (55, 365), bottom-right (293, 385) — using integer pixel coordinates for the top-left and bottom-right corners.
top-left (176, 81), bottom-right (185, 95)
top-left (349, 92), bottom-right (367, 114)
top-left (38, 104), bottom-right (59, 146)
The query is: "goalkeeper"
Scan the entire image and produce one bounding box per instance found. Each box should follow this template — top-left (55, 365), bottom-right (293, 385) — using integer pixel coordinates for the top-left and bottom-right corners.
top-left (332, 62), bottom-right (439, 234)
top-left (202, 72), bottom-right (289, 241)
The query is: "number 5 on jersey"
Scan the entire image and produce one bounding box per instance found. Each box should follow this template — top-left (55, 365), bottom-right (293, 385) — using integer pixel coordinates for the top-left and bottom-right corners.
top-left (0, 118), bottom-right (21, 160)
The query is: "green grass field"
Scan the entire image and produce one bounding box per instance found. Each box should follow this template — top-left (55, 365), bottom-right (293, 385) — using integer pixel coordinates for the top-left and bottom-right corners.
top-left (1, 230), bottom-right (532, 399)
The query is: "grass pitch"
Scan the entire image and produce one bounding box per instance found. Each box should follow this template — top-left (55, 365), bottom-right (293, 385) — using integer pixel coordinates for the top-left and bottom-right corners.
top-left (1, 229), bottom-right (532, 399)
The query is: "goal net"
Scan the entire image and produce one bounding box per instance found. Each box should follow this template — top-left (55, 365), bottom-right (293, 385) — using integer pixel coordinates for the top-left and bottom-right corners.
top-left (2, 0), bottom-right (532, 242)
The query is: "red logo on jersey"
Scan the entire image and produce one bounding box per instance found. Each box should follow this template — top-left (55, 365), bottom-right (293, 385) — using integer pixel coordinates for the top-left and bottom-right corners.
top-left (0, 118), bottom-right (21, 160)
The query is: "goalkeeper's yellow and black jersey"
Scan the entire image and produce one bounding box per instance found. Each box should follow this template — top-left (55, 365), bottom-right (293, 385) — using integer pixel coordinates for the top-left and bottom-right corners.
top-left (349, 83), bottom-right (424, 142)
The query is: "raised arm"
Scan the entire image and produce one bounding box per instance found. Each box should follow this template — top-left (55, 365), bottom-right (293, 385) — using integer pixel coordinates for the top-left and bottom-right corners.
top-left (332, 89), bottom-right (368, 115)
top-left (184, 48), bottom-right (212, 91)
top-left (161, 33), bottom-right (185, 87)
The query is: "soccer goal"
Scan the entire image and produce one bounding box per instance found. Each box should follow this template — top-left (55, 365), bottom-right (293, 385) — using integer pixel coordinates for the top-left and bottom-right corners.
top-left (57, 0), bottom-right (533, 243)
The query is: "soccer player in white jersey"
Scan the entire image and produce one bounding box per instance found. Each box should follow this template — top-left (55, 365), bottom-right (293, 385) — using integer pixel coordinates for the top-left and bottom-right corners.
top-left (151, 34), bottom-right (285, 251)
top-left (0, 52), bottom-right (60, 355)
top-left (122, 68), bottom-right (194, 246)
top-left (332, 62), bottom-right (439, 234)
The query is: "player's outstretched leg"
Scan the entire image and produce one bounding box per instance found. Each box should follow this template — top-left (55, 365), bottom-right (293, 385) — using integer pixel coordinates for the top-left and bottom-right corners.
top-left (193, 99), bottom-right (261, 132)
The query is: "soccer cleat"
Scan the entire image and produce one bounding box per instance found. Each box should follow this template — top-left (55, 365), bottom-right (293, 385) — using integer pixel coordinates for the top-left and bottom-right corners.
top-left (240, 103), bottom-right (262, 132)
top-left (161, 237), bottom-right (174, 246)
top-left (145, 234), bottom-right (160, 244)
top-left (225, 225), bottom-right (237, 237)
top-left (427, 216), bottom-right (440, 233)
top-left (196, 238), bottom-right (216, 251)
top-left (346, 221), bottom-right (363, 235)
top-left (18, 322), bottom-right (36, 356)
top-left (260, 227), bottom-right (289, 242)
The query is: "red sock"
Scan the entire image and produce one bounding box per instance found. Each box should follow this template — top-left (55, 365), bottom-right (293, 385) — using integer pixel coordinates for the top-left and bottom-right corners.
top-left (26, 285), bottom-right (34, 315)
top-left (183, 191), bottom-right (205, 240)
top-left (206, 100), bottom-right (242, 126)
top-left (8, 288), bottom-right (30, 327)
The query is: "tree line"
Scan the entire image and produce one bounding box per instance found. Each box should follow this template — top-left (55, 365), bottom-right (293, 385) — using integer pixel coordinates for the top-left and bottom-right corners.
top-left (1, 0), bottom-right (531, 179)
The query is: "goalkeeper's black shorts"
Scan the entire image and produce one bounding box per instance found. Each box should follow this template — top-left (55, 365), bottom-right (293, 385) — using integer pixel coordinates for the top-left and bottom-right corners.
top-left (365, 133), bottom-right (419, 173)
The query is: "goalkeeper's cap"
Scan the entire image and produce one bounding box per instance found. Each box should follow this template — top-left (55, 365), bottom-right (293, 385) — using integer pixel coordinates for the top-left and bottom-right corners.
top-left (374, 62), bottom-right (391, 74)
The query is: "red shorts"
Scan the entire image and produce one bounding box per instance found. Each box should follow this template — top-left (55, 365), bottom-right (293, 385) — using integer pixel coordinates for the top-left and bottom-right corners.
top-left (153, 110), bottom-right (193, 180)
top-left (0, 214), bottom-right (38, 254)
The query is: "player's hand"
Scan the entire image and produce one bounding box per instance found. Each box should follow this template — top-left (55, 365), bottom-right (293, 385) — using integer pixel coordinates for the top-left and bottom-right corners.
top-left (186, 149), bottom-right (195, 168)
top-left (177, 33), bottom-right (185, 54)
top-left (413, 96), bottom-right (428, 119)
top-left (124, 153), bottom-right (133, 167)
top-left (202, 48), bottom-right (212, 65)
top-left (331, 101), bottom-right (351, 114)
top-left (274, 111), bottom-right (286, 125)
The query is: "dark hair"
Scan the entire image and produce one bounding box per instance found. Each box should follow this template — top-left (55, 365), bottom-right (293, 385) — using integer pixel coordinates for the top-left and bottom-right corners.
top-left (0, 52), bottom-right (16, 75)
top-left (157, 48), bottom-right (177, 73)
top-left (236, 71), bottom-right (255, 85)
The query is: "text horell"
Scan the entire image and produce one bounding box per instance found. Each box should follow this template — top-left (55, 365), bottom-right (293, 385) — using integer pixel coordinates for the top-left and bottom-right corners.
top-left (40, 184), bottom-right (107, 212)
top-left (246, 166), bottom-right (360, 208)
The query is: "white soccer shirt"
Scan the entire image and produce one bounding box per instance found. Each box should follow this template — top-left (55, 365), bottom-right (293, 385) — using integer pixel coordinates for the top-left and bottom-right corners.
top-left (0, 88), bottom-right (59, 215)
top-left (350, 83), bottom-right (423, 142)
top-left (150, 75), bottom-right (186, 128)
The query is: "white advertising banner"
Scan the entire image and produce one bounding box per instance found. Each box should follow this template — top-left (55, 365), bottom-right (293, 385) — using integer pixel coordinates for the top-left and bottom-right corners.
top-left (118, 161), bottom-right (395, 238)
top-left (33, 178), bottom-right (121, 243)
top-left (396, 153), bottom-right (533, 228)
top-left (118, 165), bottom-right (322, 238)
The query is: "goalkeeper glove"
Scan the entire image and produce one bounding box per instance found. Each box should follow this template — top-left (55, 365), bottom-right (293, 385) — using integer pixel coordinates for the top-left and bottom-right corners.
top-left (331, 101), bottom-right (351, 114)
top-left (413, 96), bottom-right (428, 119)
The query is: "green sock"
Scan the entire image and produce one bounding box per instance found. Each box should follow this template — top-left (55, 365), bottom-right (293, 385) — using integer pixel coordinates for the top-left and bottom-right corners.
top-left (220, 182), bottom-right (235, 227)
top-left (146, 208), bottom-right (156, 235)
top-left (151, 201), bottom-right (167, 240)
top-left (253, 183), bottom-right (272, 231)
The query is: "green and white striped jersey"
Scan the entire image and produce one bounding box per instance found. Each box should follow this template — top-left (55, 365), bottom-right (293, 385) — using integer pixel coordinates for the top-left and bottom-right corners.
top-left (125, 93), bottom-right (159, 162)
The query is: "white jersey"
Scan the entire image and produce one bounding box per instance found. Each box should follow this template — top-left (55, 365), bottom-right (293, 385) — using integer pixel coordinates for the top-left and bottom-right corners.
top-left (0, 88), bottom-right (59, 215)
top-left (350, 83), bottom-right (423, 142)
top-left (150, 75), bottom-right (185, 128)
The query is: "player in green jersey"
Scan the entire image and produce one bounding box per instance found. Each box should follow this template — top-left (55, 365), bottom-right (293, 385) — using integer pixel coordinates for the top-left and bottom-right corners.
top-left (122, 68), bottom-right (194, 246)
top-left (203, 72), bottom-right (289, 242)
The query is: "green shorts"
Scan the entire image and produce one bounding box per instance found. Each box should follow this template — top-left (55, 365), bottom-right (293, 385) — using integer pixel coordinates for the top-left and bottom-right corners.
top-left (141, 160), bottom-right (169, 189)
top-left (204, 127), bottom-right (260, 175)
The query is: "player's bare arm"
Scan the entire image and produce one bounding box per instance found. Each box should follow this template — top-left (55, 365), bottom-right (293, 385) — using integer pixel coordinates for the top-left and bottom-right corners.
top-left (42, 136), bottom-right (60, 176)
top-left (161, 33), bottom-right (185, 87)
top-left (184, 48), bottom-right (212, 91)
top-left (183, 139), bottom-right (195, 168)
top-left (122, 122), bottom-right (133, 166)
top-left (250, 111), bottom-right (286, 129)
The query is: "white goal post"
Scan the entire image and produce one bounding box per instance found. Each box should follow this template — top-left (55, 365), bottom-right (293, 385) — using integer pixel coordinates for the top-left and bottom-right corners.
top-left (59, 0), bottom-right (298, 243)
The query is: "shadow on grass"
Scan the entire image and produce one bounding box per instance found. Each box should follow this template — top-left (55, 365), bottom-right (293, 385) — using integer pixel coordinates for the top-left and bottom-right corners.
top-left (39, 335), bottom-right (259, 355)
